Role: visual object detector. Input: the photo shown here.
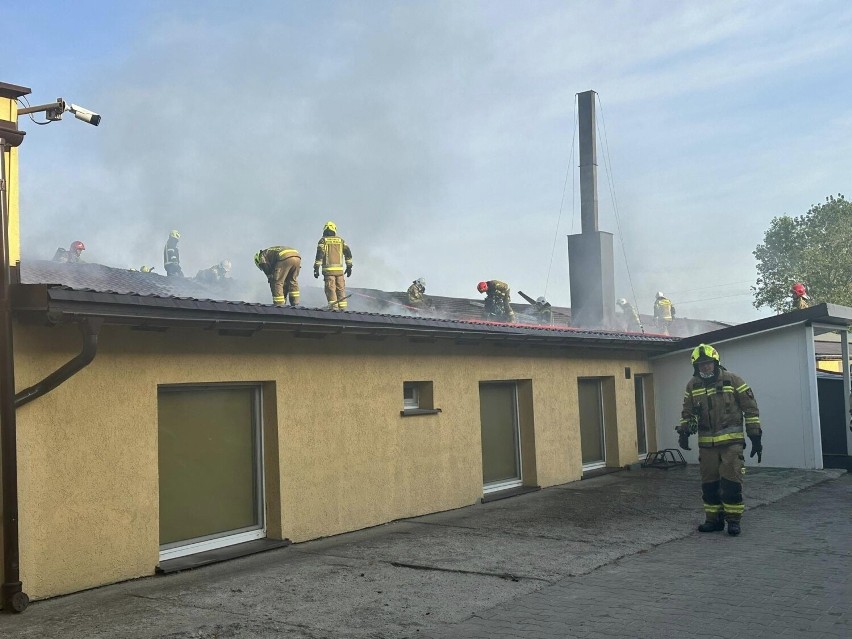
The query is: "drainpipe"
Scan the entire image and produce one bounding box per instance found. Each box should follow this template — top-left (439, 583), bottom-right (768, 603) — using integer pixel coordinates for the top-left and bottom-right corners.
top-left (15, 318), bottom-right (102, 408)
top-left (1, 135), bottom-right (28, 612)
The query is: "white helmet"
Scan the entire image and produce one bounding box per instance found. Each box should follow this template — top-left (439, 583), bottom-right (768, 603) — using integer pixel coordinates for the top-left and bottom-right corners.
top-left (617, 298), bottom-right (627, 306)
top-left (415, 277), bottom-right (425, 287)
top-left (219, 259), bottom-right (232, 272)
top-left (536, 296), bottom-right (547, 304)
top-left (656, 291), bottom-right (665, 299)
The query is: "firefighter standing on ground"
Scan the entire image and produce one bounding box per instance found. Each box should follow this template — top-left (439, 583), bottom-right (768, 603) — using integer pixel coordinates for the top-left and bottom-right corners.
top-left (677, 343), bottom-right (762, 537)
top-left (653, 291), bottom-right (675, 334)
top-left (255, 247), bottom-right (301, 307)
top-left (617, 298), bottom-right (642, 331)
top-left (477, 280), bottom-right (515, 323)
top-left (791, 283), bottom-right (811, 310)
top-left (163, 230), bottom-right (183, 277)
top-left (314, 221), bottom-right (353, 311)
top-left (53, 240), bottom-right (85, 263)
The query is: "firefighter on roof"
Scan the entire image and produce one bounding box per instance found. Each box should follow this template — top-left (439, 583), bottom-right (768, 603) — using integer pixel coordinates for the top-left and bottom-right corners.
top-left (196, 260), bottom-right (232, 284)
top-left (653, 291), bottom-right (675, 334)
top-left (255, 247), bottom-right (301, 307)
top-left (163, 230), bottom-right (183, 277)
top-left (617, 298), bottom-right (642, 331)
top-left (407, 277), bottom-right (428, 308)
top-left (791, 282), bottom-right (810, 310)
top-left (677, 344), bottom-right (762, 537)
top-left (314, 221), bottom-right (353, 311)
top-left (477, 280), bottom-right (515, 323)
top-left (53, 240), bottom-right (85, 263)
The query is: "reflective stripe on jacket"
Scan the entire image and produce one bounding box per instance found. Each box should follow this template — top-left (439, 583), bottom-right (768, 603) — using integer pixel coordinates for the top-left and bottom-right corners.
top-left (314, 236), bottom-right (352, 275)
top-left (679, 371), bottom-right (761, 447)
top-left (258, 246), bottom-right (300, 276)
top-left (654, 298), bottom-right (674, 320)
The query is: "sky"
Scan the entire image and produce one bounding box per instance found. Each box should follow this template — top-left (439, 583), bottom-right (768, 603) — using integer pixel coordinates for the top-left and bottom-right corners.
top-left (4, 0), bottom-right (852, 323)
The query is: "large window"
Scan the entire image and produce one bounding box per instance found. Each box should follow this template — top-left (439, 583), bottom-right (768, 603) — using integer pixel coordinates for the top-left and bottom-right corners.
top-left (578, 378), bottom-right (605, 468)
top-left (158, 384), bottom-right (265, 561)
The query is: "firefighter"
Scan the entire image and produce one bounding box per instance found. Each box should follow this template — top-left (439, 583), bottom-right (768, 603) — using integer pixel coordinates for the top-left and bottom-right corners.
top-left (407, 277), bottom-right (428, 308)
top-left (477, 280), bottom-right (515, 322)
top-left (653, 291), bottom-right (675, 335)
top-left (196, 260), bottom-right (232, 284)
top-left (53, 240), bottom-right (86, 263)
top-left (532, 296), bottom-right (553, 325)
top-left (140, 266), bottom-right (156, 273)
top-left (314, 221), bottom-right (353, 311)
top-left (255, 247), bottom-right (301, 306)
top-left (163, 230), bottom-right (183, 277)
top-left (677, 344), bottom-right (762, 537)
top-left (617, 298), bottom-right (642, 331)
top-left (791, 282), bottom-right (810, 310)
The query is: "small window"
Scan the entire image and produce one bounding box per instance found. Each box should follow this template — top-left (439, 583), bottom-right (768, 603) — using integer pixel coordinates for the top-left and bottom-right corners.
top-left (401, 381), bottom-right (439, 416)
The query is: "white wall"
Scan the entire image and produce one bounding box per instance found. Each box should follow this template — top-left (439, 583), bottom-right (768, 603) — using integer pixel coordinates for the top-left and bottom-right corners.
top-left (651, 324), bottom-right (822, 469)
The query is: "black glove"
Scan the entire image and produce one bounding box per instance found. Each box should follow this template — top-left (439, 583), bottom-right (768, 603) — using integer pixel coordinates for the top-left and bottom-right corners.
top-left (345, 266), bottom-right (352, 277)
top-left (678, 432), bottom-right (691, 451)
top-left (748, 434), bottom-right (762, 463)
top-left (313, 268), bottom-right (319, 279)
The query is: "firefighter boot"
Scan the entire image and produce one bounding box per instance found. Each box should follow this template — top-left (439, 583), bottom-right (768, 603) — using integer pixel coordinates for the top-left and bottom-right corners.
top-left (727, 520), bottom-right (741, 536)
top-left (697, 514), bottom-right (725, 533)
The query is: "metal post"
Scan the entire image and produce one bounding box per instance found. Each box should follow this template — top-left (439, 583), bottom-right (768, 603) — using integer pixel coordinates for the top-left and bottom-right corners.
top-left (0, 139), bottom-right (28, 612)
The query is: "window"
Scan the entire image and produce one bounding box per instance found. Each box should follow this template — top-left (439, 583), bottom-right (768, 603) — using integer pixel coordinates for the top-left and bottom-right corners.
top-left (401, 381), bottom-right (440, 416)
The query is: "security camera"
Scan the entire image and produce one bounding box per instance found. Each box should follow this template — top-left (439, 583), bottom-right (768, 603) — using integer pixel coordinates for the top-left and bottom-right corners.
top-left (68, 104), bottom-right (101, 126)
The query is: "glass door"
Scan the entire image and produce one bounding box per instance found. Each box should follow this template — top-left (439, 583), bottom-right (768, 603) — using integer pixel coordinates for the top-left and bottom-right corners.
top-left (479, 382), bottom-right (522, 493)
top-left (579, 378), bottom-right (606, 470)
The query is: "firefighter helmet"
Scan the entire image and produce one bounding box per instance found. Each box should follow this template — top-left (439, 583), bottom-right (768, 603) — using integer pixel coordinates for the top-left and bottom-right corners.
top-left (70, 240), bottom-right (85, 252)
top-left (656, 291), bottom-right (665, 300)
top-left (617, 298), bottom-right (627, 306)
top-left (477, 281), bottom-right (488, 294)
top-left (691, 344), bottom-right (720, 365)
top-left (323, 221), bottom-right (337, 234)
top-left (254, 252), bottom-right (263, 267)
top-left (169, 230), bottom-right (181, 239)
top-left (791, 282), bottom-right (807, 297)
top-left (536, 296), bottom-right (547, 305)
top-left (220, 259), bottom-right (232, 272)
top-left (140, 265), bottom-right (155, 273)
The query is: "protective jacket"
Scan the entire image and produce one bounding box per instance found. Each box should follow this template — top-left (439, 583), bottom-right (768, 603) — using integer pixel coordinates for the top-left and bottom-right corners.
top-left (53, 248), bottom-right (83, 263)
top-left (654, 297), bottom-right (675, 321)
top-left (257, 246), bottom-right (301, 306)
top-left (407, 281), bottom-right (425, 305)
top-left (314, 235), bottom-right (352, 276)
top-left (619, 302), bottom-right (641, 330)
top-left (679, 369), bottom-right (761, 448)
top-left (163, 237), bottom-right (182, 276)
top-left (484, 280), bottom-right (515, 322)
top-left (257, 247), bottom-right (300, 276)
top-left (792, 296), bottom-right (810, 310)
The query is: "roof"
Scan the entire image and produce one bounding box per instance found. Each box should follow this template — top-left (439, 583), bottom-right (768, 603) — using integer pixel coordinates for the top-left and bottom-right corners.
top-left (660, 303), bottom-right (852, 355)
top-left (0, 81), bottom-right (31, 100)
top-left (14, 261), bottom-right (680, 351)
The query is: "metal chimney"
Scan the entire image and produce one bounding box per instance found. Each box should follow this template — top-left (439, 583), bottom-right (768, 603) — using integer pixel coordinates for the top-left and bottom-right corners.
top-left (566, 90), bottom-right (615, 328)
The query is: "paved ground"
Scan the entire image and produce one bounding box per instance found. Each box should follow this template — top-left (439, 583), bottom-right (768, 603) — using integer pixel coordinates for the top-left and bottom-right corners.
top-left (0, 466), bottom-right (848, 638)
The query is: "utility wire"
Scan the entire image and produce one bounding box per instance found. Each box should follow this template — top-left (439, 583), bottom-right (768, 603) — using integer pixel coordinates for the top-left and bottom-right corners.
top-left (16, 96), bottom-right (52, 126)
top-left (596, 94), bottom-right (640, 320)
top-left (543, 95), bottom-right (578, 300)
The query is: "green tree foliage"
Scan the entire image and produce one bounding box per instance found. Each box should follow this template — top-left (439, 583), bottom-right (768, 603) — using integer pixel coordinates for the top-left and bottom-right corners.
top-left (753, 194), bottom-right (852, 312)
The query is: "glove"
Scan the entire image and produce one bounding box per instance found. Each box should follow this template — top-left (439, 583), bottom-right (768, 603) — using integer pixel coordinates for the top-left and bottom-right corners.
top-left (678, 432), bottom-right (691, 451)
top-left (345, 266), bottom-right (352, 277)
top-left (313, 268), bottom-right (319, 279)
top-left (748, 434), bottom-right (762, 463)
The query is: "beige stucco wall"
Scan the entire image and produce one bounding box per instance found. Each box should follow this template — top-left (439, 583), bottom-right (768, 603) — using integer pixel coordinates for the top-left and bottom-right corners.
top-left (0, 96), bottom-right (21, 263)
top-left (12, 322), bottom-right (654, 599)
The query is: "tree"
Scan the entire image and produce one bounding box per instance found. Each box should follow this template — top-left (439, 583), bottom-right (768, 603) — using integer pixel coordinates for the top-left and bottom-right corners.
top-left (753, 194), bottom-right (852, 312)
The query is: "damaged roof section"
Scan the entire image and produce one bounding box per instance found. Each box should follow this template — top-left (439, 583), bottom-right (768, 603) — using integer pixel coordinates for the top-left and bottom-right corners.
top-left (14, 261), bottom-right (691, 350)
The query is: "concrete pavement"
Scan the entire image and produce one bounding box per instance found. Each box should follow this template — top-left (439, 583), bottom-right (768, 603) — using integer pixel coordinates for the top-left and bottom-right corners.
top-left (0, 466), bottom-right (847, 638)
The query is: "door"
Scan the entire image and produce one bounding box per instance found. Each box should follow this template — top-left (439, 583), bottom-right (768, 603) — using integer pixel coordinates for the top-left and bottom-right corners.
top-left (479, 382), bottom-right (522, 493)
top-left (158, 385), bottom-right (265, 561)
top-left (578, 378), bottom-right (605, 469)
top-left (634, 376), bottom-right (649, 457)
top-left (817, 376), bottom-right (851, 469)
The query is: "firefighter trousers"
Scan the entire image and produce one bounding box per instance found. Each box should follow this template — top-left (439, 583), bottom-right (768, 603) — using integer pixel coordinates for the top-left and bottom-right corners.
top-left (323, 274), bottom-right (347, 310)
top-left (270, 256), bottom-right (301, 306)
top-left (699, 444), bottom-right (745, 522)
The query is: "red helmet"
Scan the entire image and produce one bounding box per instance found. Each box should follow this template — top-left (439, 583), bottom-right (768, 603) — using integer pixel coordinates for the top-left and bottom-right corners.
top-left (791, 283), bottom-right (806, 297)
top-left (71, 241), bottom-right (85, 251)
top-left (477, 281), bottom-right (488, 293)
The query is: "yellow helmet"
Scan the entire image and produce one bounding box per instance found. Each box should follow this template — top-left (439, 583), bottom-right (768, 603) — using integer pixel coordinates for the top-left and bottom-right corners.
top-left (691, 343), bottom-right (720, 365)
top-left (169, 230), bottom-right (181, 239)
top-left (254, 251), bottom-right (263, 267)
top-left (323, 221), bottom-right (337, 234)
